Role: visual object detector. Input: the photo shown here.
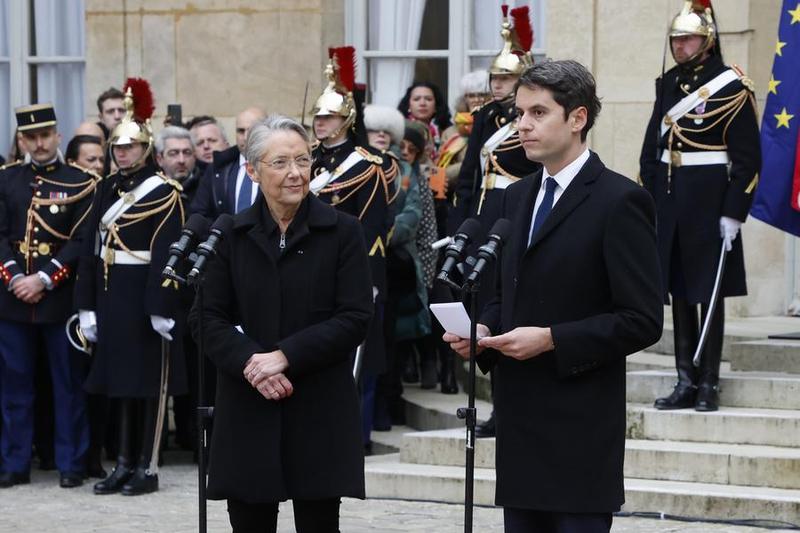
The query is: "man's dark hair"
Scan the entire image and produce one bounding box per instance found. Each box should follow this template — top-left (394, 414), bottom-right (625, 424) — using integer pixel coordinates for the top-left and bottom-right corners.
top-left (96, 87), bottom-right (125, 113)
top-left (517, 60), bottom-right (602, 142)
top-left (65, 135), bottom-right (103, 162)
top-left (185, 115), bottom-right (217, 130)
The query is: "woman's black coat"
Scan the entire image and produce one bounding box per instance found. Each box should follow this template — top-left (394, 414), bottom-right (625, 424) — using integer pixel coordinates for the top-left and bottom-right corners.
top-left (191, 194), bottom-right (373, 503)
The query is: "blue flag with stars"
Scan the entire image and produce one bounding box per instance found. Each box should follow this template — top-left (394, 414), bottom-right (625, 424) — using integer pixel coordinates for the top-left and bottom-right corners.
top-left (751, 1), bottom-right (800, 236)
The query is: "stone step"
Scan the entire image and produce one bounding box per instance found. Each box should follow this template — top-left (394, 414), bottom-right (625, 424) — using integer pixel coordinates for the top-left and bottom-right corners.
top-left (399, 429), bottom-right (800, 490)
top-left (650, 315), bottom-right (800, 358)
top-left (626, 369), bottom-right (800, 410)
top-left (627, 403), bottom-right (800, 447)
top-left (402, 383), bottom-right (492, 431)
top-left (730, 339), bottom-right (800, 374)
top-left (364, 455), bottom-right (800, 522)
top-left (370, 425), bottom-right (414, 455)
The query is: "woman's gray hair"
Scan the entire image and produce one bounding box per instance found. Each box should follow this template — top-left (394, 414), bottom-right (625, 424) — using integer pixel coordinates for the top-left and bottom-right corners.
top-left (245, 115), bottom-right (311, 170)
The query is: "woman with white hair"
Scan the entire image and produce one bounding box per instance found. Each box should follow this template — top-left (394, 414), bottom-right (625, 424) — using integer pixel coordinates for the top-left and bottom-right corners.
top-left (192, 115), bottom-right (373, 531)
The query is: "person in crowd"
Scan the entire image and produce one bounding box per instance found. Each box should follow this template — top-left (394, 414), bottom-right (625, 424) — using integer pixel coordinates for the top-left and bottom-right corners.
top-left (65, 134), bottom-right (105, 177)
top-left (6, 128), bottom-right (28, 163)
top-left (190, 107), bottom-right (266, 219)
top-left (363, 105), bottom-right (428, 430)
top-left (397, 81), bottom-right (452, 160)
top-left (191, 115), bottom-right (372, 532)
top-left (187, 116), bottom-right (230, 168)
top-left (74, 121), bottom-right (106, 141)
top-left (640, 1), bottom-right (760, 412)
top-left (96, 87), bottom-right (126, 140)
top-left (438, 70), bottom-right (490, 192)
top-left (445, 59), bottom-right (663, 533)
top-left (76, 82), bottom-right (186, 496)
top-left (0, 104), bottom-right (98, 489)
top-left (449, 5), bottom-right (542, 438)
top-left (310, 47), bottom-right (398, 452)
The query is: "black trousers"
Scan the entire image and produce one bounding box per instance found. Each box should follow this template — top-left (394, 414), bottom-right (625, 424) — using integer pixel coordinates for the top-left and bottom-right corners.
top-left (503, 507), bottom-right (612, 533)
top-left (227, 498), bottom-right (340, 533)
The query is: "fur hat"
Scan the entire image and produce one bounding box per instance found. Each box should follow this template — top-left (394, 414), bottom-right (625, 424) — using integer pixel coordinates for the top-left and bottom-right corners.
top-left (460, 70), bottom-right (489, 95)
top-left (363, 105), bottom-right (406, 146)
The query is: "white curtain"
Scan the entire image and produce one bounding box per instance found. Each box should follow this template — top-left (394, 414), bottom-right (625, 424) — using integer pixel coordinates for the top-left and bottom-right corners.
top-left (0, 0), bottom-right (10, 159)
top-left (368, 0), bottom-right (427, 108)
top-left (471, 0), bottom-right (541, 71)
top-left (34, 0), bottom-right (85, 151)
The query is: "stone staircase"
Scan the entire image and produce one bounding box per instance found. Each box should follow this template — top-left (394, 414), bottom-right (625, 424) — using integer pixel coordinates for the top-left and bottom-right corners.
top-left (365, 316), bottom-right (800, 523)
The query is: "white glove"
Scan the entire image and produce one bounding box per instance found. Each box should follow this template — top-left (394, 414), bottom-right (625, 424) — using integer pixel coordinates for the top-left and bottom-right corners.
top-left (150, 315), bottom-right (175, 341)
top-left (719, 216), bottom-right (742, 252)
top-left (79, 310), bottom-right (98, 343)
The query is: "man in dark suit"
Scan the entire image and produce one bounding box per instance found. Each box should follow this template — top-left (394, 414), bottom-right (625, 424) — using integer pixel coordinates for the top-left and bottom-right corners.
top-left (445, 60), bottom-right (664, 532)
top-left (189, 108), bottom-right (266, 219)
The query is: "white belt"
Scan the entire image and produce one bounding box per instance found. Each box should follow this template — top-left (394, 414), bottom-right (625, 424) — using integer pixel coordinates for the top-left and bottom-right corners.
top-left (99, 245), bottom-right (151, 265)
top-left (481, 173), bottom-right (517, 191)
top-left (660, 150), bottom-right (730, 167)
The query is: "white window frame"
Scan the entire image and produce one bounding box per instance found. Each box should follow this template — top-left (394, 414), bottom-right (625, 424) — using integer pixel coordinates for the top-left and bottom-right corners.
top-left (345, 0), bottom-right (546, 108)
top-left (2, 1), bottom-right (85, 151)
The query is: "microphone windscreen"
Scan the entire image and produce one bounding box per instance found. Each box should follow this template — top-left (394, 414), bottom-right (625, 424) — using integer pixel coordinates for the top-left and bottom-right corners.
top-left (184, 213), bottom-right (211, 237)
top-left (457, 218), bottom-right (483, 243)
top-left (489, 218), bottom-right (512, 241)
top-left (209, 214), bottom-right (234, 234)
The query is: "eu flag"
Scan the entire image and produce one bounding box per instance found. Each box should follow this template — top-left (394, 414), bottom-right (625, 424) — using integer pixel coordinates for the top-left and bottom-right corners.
top-left (751, 1), bottom-right (800, 236)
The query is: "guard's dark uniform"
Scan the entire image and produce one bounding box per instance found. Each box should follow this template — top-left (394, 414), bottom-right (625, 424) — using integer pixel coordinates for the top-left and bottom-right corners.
top-left (76, 163), bottom-right (186, 398)
top-left (639, 40), bottom-right (760, 410)
top-left (451, 98), bottom-right (541, 234)
top-left (0, 154), bottom-right (97, 478)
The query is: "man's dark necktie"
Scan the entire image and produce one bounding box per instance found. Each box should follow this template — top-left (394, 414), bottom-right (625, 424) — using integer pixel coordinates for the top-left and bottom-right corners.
top-left (529, 177), bottom-right (557, 245)
top-left (236, 166), bottom-right (252, 214)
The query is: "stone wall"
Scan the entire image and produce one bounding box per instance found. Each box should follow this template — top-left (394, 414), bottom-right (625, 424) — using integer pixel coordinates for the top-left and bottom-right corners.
top-left (85, 0), bottom-right (344, 138)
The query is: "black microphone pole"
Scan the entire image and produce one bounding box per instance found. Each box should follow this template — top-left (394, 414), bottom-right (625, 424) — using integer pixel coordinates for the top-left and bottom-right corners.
top-left (456, 274), bottom-right (480, 533)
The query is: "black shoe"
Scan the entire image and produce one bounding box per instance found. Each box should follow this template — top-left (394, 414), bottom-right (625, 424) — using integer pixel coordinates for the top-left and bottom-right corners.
top-left (120, 468), bottom-right (158, 496)
top-left (695, 383), bottom-right (720, 412)
top-left (60, 472), bottom-right (84, 488)
top-left (475, 416), bottom-right (496, 438)
top-left (420, 358), bottom-right (438, 389)
top-left (93, 464), bottom-right (134, 495)
top-left (654, 383), bottom-right (697, 410)
top-left (0, 471), bottom-right (30, 488)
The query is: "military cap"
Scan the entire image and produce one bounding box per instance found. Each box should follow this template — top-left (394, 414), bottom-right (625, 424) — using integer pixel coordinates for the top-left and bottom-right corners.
top-left (15, 103), bottom-right (57, 132)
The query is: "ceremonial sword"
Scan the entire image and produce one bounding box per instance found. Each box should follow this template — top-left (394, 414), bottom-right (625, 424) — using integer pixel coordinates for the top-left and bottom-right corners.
top-left (693, 239), bottom-right (728, 367)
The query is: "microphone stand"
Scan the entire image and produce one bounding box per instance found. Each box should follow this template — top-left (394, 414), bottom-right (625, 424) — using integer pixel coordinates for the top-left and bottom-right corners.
top-left (163, 263), bottom-right (211, 533)
top-left (436, 265), bottom-right (479, 533)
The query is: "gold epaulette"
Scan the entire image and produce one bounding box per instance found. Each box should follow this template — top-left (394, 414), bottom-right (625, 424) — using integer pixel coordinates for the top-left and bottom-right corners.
top-left (0, 160), bottom-right (22, 172)
top-left (731, 64), bottom-right (755, 92)
top-left (355, 146), bottom-right (384, 165)
top-left (68, 161), bottom-right (102, 182)
top-left (157, 171), bottom-right (184, 192)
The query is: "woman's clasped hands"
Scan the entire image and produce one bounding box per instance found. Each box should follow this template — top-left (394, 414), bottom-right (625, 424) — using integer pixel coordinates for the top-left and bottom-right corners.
top-left (243, 350), bottom-right (293, 401)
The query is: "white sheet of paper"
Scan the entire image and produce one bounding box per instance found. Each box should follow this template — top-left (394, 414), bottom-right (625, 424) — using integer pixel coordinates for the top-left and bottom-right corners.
top-left (430, 302), bottom-right (484, 339)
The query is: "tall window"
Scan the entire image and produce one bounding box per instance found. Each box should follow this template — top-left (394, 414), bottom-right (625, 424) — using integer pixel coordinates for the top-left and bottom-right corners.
top-left (0, 0), bottom-right (85, 159)
top-left (346, 0), bottom-right (546, 111)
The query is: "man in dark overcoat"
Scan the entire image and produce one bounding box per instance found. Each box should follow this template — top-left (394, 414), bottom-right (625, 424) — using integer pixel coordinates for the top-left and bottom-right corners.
top-left (639, 1), bottom-right (760, 412)
top-left (446, 61), bottom-right (663, 532)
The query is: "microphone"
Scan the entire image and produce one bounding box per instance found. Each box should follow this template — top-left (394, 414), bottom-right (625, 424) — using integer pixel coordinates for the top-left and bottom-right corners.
top-left (162, 214), bottom-right (211, 279)
top-left (431, 236), bottom-right (452, 250)
top-left (467, 218), bottom-right (512, 284)
top-left (187, 214), bottom-right (234, 284)
top-left (437, 218), bottom-right (482, 283)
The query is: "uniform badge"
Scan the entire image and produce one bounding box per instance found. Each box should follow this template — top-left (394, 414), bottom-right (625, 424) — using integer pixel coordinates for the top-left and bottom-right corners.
top-left (123, 192), bottom-right (136, 205)
top-left (49, 204), bottom-right (59, 214)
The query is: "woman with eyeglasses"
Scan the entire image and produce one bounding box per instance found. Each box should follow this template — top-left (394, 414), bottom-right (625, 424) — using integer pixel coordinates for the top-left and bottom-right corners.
top-left (191, 115), bottom-right (373, 532)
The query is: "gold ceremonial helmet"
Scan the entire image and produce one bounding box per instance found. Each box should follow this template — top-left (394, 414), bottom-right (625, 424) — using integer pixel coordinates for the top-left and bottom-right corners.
top-left (109, 85), bottom-right (154, 171)
top-left (311, 48), bottom-right (357, 140)
top-left (489, 5), bottom-right (534, 76)
top-left (669, 1), bottom-right (717, 63)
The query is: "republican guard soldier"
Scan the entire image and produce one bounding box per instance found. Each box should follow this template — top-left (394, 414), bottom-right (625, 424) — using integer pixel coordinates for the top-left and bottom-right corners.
top-left (449, 5), bottom-right (542, 439)
top-left (309, 46), bottom-right (398, 448)
top-left (639, 0), bottom-right (760, 412)
top-left (75, 79), bottom-right (186, 495)
top-left (0, 104), bottom-right (98, 488)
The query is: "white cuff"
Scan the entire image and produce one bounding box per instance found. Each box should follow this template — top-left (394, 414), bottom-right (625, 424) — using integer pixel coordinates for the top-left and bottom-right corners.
top-left (37, 271), bottom-right (54, 290)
